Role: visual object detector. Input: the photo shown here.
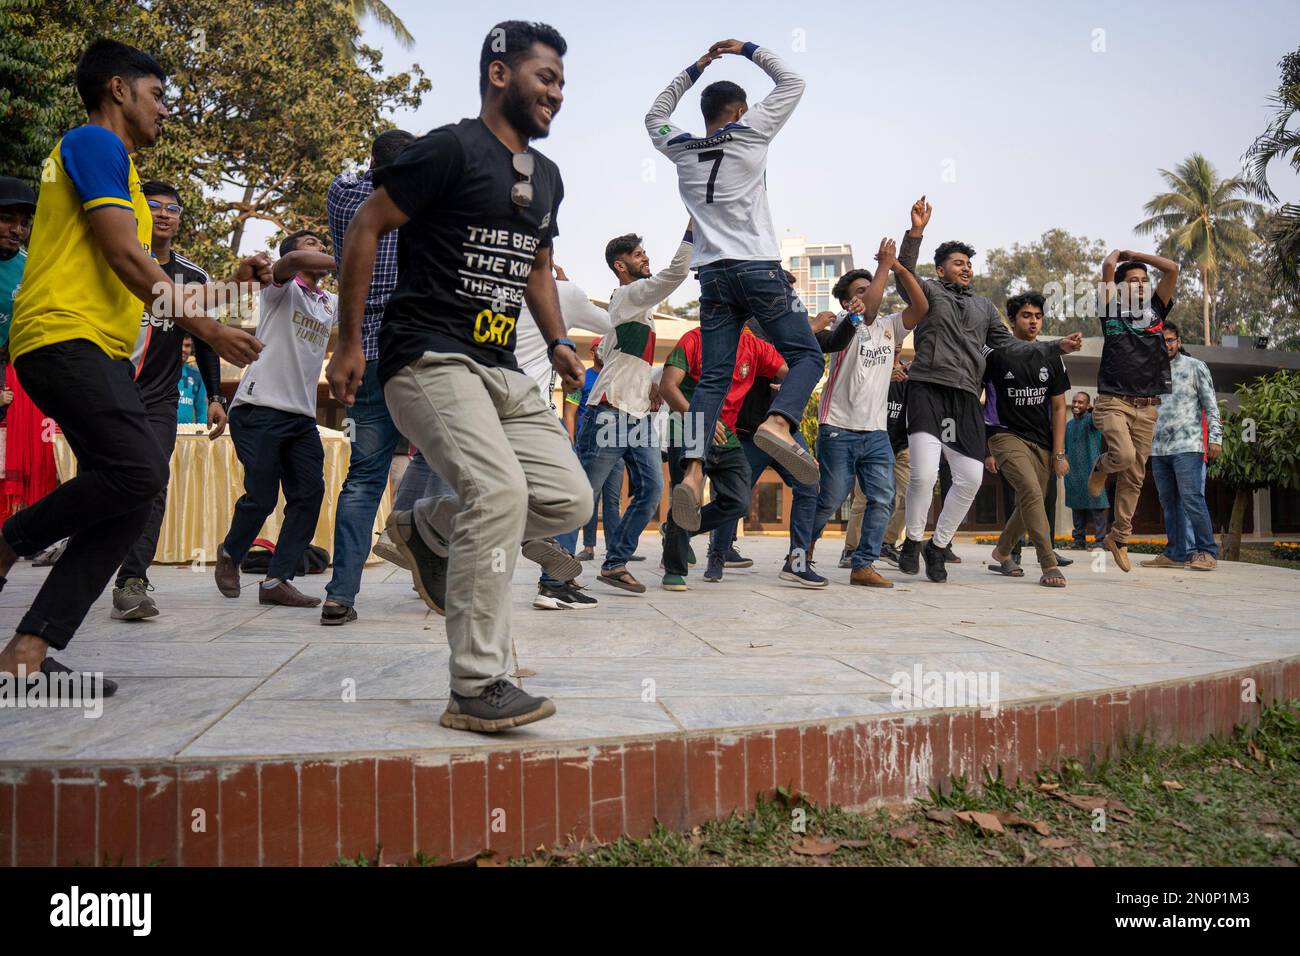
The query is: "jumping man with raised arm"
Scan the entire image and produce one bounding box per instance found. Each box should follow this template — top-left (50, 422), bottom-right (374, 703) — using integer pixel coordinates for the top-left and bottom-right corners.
top-left (647, 37), bottom-right (822, 533)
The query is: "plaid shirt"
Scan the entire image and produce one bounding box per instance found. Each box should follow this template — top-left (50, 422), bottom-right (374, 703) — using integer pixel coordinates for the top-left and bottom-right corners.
top-left (326, 169), bottom-right (397, 361)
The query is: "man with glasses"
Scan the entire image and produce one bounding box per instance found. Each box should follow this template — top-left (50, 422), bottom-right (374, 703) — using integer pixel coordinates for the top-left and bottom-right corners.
top-left (108, 182), bottom-right (244, 620)
top-left (327, 21), bottom-right (588, 733)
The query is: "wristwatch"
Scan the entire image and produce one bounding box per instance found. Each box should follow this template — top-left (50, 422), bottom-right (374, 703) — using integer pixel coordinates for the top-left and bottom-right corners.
top-left (212, 394), bottom-right (228, 408)
top-left (547, 337), bottom-right (577, 359)
top-left (1054, 452), bottom-right (1067, 460)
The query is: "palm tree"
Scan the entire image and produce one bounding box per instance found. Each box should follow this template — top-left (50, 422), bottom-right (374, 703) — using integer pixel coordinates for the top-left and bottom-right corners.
top-left (348, 0), bottom-right (415, 49)
top-left (1134, 154), bottom-right (1262, 344)
top-left (1244, 57), bottom-right (1300, 297)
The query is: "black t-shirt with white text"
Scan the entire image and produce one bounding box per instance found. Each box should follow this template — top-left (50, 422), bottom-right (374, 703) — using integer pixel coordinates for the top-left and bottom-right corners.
top-left (375, 117), bottom-right (563, 383)
top-left (983, 347), bottom-right (1070, 451)
top-left (886, 378), bottom-right (908, 454)
top-left (1097, 291), bottom-right (1172, 397)
top-left (131, 252), bottom-right (221, 410)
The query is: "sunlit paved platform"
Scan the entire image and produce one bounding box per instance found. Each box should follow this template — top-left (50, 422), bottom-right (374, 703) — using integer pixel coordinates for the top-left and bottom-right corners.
top-left (2, 536), bottom-right (1298, 865)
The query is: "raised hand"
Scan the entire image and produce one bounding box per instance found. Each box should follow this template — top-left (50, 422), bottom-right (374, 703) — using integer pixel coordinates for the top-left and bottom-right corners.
top-left (233, 252), bottom-right (272, 286)
top-left (1059, 332), bottom-right (1084, 354)
top-left (909, 196), bottom-right (933, 235)
top-left (875, 237), bottom-right (897, 269)
top-left (695, 48), bottom-right (722, 71)
top-left (708, 39), bottom-right (746, 56)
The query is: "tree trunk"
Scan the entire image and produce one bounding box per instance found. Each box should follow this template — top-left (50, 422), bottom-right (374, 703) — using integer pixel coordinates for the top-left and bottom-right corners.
top-left (226, 183), bottom-right (256, 253)
top-left (1201, 268), bottom-right (1211, 345)
top-left (1222, 486), bottom-right (1250, 561)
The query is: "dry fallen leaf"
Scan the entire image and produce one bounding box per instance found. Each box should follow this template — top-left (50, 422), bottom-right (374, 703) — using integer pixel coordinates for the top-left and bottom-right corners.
top-left (1171, 820), bottom-right (1194, 833)
top-left (925, 809), bottom-right (957, 825)
top-left (994, 812), bottom-right (1051, 836)
top-left (1039, 837), bottom-right (1076, 850)
top-left (889, 823), bottom-right (922, 846)
top-left (1061, 794), bottom-right (1108, 811)
top-left (1073, 852), bottom-right (1096, 867)
top-left (955, 810), bottom-right (1005, 834)
top-left (1161, 780), bottom-right (1185, 791)
top-left (1249, 741), bottom-right (1266, 763)
top-left (1037, 782), bottom-right (1061, 793)
top-left (791, 836), bottom-right (840, 857)
top-left (1106, 799), bottom-right (1134, 814)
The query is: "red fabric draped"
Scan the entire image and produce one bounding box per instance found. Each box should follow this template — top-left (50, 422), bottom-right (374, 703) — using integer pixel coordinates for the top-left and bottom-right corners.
top-left (2, 363), bottom-right (58, 516)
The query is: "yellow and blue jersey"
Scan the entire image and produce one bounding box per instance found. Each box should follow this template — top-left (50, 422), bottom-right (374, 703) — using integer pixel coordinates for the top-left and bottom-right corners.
top-left (9, 125), bottom-right (153, 363)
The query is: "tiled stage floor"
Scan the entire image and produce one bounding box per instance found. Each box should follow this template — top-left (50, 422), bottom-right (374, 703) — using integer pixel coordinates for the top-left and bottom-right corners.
top-left (2, 535), bottom-right (1296, 764)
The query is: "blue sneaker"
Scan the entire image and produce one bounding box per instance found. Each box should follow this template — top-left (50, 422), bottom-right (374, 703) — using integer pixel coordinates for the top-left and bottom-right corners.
top-left (724, 546), bottom-right (753, 569)
top-left (780, 555), bottom-right (828, 589)
top-left (703, 552), bottom-right (725, 582)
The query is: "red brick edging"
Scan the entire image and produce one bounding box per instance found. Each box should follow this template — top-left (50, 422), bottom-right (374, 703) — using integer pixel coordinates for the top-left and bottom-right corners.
top-left (3, 659), bottom-right (1297, 866)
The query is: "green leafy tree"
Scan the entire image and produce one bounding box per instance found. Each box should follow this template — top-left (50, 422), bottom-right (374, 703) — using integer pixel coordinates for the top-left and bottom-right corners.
top-left (6, 0), bottom-right (428, 276)
top-left (1244, 45), bottom-right (1300, 301)
top-left (1208, 370), bottom-right (1300, 560)
top-left (1135, 153), bottom-right (1262, 346)
top-left (972, 228), bottom-right (1108, 335)
top-left (347, 0), bottom-right (414, 48)
top-left (670, 300), bottom-right (700, 322)
top-left (0, 0), bottom-right (83, 184)
top-left (1213, 210), bottom-right (1300, 349)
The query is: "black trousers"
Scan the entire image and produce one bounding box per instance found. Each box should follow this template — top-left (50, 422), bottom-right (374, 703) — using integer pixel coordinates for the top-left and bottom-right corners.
top-left (116, 401), bottom-right (181, 586)
top-left (663, 441), bottom-right (751, 576)
top-left (223, 403), bottom-right (325, 582)
top-left (3, 341), bottom-right (169, 649)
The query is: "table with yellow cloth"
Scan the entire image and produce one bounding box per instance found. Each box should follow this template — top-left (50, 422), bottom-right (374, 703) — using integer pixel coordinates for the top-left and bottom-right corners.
top-left (53, 424), bottom-right (392, 566)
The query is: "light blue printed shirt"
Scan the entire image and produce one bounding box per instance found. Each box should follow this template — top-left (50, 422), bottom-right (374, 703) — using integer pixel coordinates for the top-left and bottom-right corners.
top-left (1151, 352), bottom-right (1221, 457)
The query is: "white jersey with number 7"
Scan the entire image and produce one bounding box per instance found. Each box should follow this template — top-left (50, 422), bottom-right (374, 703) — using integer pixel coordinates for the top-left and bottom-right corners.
top-left (646, 43), bottom-right (804, 270)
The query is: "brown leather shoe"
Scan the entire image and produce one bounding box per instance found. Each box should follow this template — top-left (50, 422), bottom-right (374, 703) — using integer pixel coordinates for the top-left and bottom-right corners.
top-left (258, 580), bottom-right (322, 607)
top-left (1188, 552), bottom-right (1218, 571)
top-left (850, 565), bottom-right (894, 588)
top-left (215, 548), bottom-right (241, 598)
top-left (1140, 553), bottom-right (1185, 569)
top-left (1103, 533), bottom-right (1131, 573)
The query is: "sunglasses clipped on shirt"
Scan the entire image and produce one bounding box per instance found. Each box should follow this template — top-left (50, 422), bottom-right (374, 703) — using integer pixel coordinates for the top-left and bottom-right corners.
top-left (510, 152), bottom-right (534, 210)
top-left (147, 199), bottom-right (183, 215)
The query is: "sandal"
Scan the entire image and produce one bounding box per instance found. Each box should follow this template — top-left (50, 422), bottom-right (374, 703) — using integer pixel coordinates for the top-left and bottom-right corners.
top-left (1039, 568), bottom-right (1067, 588)
top-left (671, 482), bottom-right (702, 532)
top-left (597, 566), bottom-right (646, 594)
top-left (987, 557), bottom-right (1024, 577)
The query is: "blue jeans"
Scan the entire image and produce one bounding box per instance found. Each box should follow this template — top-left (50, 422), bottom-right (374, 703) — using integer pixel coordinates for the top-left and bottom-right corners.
top-left (394, 449), bottom-right (454, 512)
top-left (582, 461), bottom-right (624, 548)
top-left (575, 404), bottom-right (663, 571)
top-left (1151, 452), bottom-right (1215, 560)
top-left (687, 260), bottom-right (822, 462)
top-left (711, 433), bottom-right (818, 559)
top-left (811, 427), bottom-right (895, 568)
top-left (326, 363), bottom-right (400, 606)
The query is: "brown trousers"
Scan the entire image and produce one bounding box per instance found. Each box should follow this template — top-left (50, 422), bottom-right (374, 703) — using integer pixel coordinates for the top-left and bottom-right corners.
top-left (989, 432), bottom-right (1056, 570)
top-left (846, 448), bottom-right (909, 550)
top-left (1091, 395), bottom-right (1158, 543)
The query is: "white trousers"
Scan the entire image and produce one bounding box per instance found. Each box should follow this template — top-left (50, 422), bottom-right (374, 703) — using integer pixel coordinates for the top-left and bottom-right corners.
top-left (904, 431), bottom-right (985, 548)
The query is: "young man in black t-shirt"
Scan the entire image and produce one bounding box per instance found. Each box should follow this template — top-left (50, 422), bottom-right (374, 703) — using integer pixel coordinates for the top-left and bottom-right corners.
top-left (981, 292), bottom-right (1070, 586)
top-left (1087, 248), bottom-right (1179, 572)
top-left (327, 21), bottom-right (589, 734)
top-left (110, 181), bottom-right (228, 620)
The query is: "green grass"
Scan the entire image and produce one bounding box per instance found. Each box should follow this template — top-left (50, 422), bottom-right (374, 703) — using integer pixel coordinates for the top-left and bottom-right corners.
top-left (1237, 543), bottom-right (1300, 570)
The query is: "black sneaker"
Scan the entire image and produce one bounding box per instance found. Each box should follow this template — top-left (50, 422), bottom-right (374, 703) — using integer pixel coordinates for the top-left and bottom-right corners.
top-left (942, 544), bottom-right (961, 564)
top-left (385, 510), bottom-right (447, 615)
top-left (533, 580), bottom-right (599, 610)
top-left (838, 547), bottom-right (853, 570)
top-left (922, 538), bottom-right (948, 583)
top-left (1054, 551), bottom-right (1074, 567)
top-left (703, 552), bottom-right (725, 582)
top-left (724, 547), bottom-right (753, 569)
top-left (879, 543), bottom-right (901, 567)
top-left (440, 679), bottom-right (556, 733)
top-left (899, 538), bottom-right (922, 575)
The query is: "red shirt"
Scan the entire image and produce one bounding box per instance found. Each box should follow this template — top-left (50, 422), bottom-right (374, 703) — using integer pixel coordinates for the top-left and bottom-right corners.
top-left (677, 326), bottom-right (785, 432)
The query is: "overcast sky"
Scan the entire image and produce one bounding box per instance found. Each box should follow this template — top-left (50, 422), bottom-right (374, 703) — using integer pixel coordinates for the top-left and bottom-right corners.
top-left (244, 0), bottom-right (1300, 307)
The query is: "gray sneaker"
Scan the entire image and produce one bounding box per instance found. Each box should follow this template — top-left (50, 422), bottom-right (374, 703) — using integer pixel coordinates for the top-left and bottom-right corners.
top-left (111, 578), bottom-right (159, 621)
top-left (440, 679), bottom-right (556, 733)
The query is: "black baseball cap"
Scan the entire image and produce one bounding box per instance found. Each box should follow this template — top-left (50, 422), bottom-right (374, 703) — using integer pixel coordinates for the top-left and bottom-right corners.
top-left (0, 177), bottom-right (36, 212)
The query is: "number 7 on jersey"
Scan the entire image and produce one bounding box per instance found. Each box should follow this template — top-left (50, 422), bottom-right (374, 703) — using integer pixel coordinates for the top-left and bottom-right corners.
top-left (697, 149), bottom-right (725, 204)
